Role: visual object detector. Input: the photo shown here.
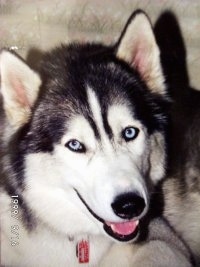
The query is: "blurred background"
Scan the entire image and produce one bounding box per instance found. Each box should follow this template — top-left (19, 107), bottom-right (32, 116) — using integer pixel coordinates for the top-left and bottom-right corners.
top-left (0, 0), bottom-right (200, 88)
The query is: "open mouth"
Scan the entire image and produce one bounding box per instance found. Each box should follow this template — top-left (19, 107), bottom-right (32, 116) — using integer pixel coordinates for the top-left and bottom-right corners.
top-left (103, 220), bottom-right (139, 242)
top-left (75, 189), bottom-right (139, 242)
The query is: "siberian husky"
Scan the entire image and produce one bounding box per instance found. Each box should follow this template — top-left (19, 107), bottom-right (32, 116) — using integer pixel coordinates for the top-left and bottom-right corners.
top-left (0, 10), bottom-right (193, 267)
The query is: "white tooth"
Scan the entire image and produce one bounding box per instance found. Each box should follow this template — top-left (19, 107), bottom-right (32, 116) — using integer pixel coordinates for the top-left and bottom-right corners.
top-left (110, 224), bottom-right (116, 232)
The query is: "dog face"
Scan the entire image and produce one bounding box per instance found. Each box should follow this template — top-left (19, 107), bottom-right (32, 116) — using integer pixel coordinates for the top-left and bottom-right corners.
top-left (0, 11), bottom-right (168, 242)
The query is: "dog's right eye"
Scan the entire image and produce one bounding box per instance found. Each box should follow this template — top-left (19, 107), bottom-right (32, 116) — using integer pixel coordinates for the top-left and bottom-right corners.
top-left (65, 139), bottom-right (86, 153)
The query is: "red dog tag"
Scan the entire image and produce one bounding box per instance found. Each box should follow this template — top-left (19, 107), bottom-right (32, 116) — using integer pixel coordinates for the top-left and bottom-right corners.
top-left (77, 239), bottom-right (90, 264)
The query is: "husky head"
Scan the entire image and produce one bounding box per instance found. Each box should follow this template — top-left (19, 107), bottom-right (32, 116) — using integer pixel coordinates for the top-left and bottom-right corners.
top-left (0, 10), bottom-right (168, 242)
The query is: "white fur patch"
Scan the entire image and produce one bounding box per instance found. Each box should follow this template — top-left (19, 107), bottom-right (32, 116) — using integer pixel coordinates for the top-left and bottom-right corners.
top-left (86, 87), bottom-right (112, 150)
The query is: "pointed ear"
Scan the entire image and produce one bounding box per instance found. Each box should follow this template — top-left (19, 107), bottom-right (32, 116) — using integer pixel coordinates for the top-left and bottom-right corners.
top-left (0, 50), bottom-right (41, 128)
top-left (116, 10), bottom-right (166, 95)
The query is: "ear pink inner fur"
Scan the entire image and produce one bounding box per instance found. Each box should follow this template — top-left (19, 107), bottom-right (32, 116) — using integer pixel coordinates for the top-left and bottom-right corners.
top-left (11, 74), bottom-right (31, 108)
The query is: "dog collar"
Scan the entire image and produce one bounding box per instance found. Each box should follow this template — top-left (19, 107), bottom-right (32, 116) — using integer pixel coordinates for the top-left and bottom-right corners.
top-left (76, 237), bottom-right (90, 265)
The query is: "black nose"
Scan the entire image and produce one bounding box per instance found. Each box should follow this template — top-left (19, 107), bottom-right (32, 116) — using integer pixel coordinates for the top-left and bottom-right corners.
top-left (111, 192), bottom-right (145, 219)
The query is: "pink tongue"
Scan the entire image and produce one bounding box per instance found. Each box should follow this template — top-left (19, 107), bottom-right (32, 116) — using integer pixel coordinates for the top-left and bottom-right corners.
top-left (106, 220), bottom-right (138, 236)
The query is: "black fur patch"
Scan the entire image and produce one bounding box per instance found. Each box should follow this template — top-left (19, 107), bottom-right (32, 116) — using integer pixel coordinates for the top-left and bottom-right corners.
top-left (37, 43), bottom-right (169, 141)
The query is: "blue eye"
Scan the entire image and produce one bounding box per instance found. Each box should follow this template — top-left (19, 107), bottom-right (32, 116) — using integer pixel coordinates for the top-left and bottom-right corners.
top-left (65, 139), bottom-right (86, 153)
top-left (122, 127), bottom-right (139, 141)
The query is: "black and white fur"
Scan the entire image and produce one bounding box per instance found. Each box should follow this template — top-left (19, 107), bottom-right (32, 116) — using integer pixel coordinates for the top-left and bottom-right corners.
top-left (0, 10), bottom-right (192, 267)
